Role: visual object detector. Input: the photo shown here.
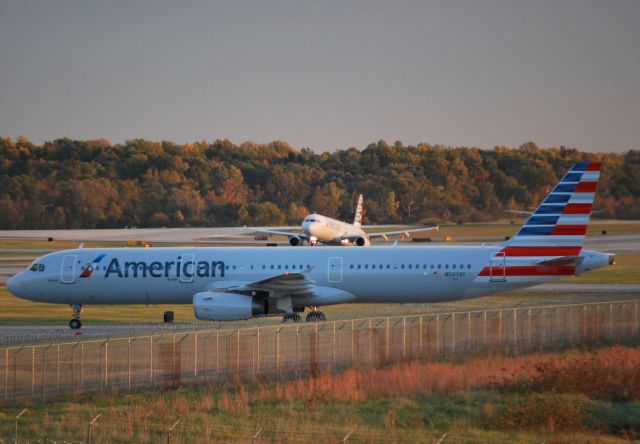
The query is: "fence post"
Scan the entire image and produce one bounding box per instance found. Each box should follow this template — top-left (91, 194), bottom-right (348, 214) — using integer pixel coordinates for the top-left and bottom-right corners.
top-left (351, 320), bottom-right (355, 363)
top-left (513, 308), bottom-right (517, 347)
top-left (81, 342), bottom-right (84, 389)
top-left (333, 322), bottom-right (337, 366)
top-left (436, 314), bottom-right (440, 353)
top-left (452, 312), bottom-right (456, 355)
top-left (385, 317), bottom-right (390, 359)
top-left (527, 308), bottom-right (531, 346)
top-left (194, 332), bottom-right (198, 379)
top-left (635, 300), bottom-right (639, 337)
top-left (127, 337), bottom-right (132, 393)
top-left (369, 319), bottom-right (373, 363)
top-left (56, 343), bottom-right (60, 392)
top-left (295, 325), bottom-right (300, 377)
top-left (402, 317), bottom-right (406, 359)
top-left (276, 327), bottom-right (281, 378)
top-left (216, 331), bottom-right (219, 379)
top-left (14, 407), bottom-right (27, 444)
top-left (31, 346), bottom-right (35, 397)
top-left (166, 419), bottom-right (180, 444)
top-left (467, 312), bottom-right (472, 351)
top-left (483, 311), bottom-right (487, 345)
top-left (41, 344), bottom-right (51, 403)
top-left (498, 310), bottom-right (503, 346)
top-left (5, 348), bottom-right (8, 399)
top-left (256, 328), bottom-right (260, 375)
top-left (609, 303), bottom-right (613, 338)
top-left (150, 334), bottom-right (155, 387)
top-left (237, 329), bottom-right (241, 375)
top-left (104, 340), bottom-right (109, 387)
top-left (419, 315), bottom-right (423, 354)
top-left (84, 413), bottom-right (101, 444)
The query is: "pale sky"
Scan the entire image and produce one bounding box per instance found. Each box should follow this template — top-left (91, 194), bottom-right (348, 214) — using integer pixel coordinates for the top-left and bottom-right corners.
top-left (0, 1), bottom-right (638, 152)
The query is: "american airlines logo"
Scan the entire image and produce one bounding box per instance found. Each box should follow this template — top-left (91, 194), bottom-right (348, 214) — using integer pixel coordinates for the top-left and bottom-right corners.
top-left (103, 257), bottom-right (225, 279)
top-left (79, 254), bottom-right (106, 278)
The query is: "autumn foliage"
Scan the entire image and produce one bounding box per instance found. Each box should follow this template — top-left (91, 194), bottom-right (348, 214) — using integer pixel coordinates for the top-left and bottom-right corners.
top-left (1, 136), bottom-right (639, 229)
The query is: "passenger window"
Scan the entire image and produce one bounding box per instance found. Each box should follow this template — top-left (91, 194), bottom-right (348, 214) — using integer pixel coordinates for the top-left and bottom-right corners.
top-left (445, 264), bottom-right (449, 269)
top-left (364, 264), bottom-right (368, 269)
top-left (357, 264), bottom-right (361, 269)
top-left (285, 265), bottom-right (288, 270)
top-left (386, 265), bottom-right (390, 269)
top-left (232, 265), bottom-right (236, 270)
top-left (262, 265), bottom-right (266, 270)
top-left (438, 264), bottom-right (441, 269)
top-left (467, 264), bottom-right (471, 269)
top-left (372, 264), bottom-right (376, 269)
top-left (408, 264), bottom-right (412, 269)
top-left (401, 264), bottom-right (405, 269)
top-left (430, 265), bottom-right (434, 269)
top-left (453, 264), bottom-right (456, 269)
top-left (350, 264), bottom-right (354, 269)
top-left (278, 265), bottom-right (282, 270)
top-left (270, 265), bottom-right (274, 270)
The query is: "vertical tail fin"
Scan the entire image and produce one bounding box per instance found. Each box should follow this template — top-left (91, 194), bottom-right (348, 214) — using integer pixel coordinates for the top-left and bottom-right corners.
top-left (502, 162), bottom-right (602, 256)
top-left (353, 194), bottom-right (363, 227)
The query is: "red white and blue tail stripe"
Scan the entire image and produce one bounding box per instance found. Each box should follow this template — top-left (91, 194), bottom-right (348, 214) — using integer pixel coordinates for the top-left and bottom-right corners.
top-left (478, 162), bottom-right (601, 280)
top-left (506, 161), bottom-right (600, 252)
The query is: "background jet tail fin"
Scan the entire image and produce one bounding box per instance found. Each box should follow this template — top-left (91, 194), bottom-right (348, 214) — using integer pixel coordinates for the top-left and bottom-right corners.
top-left (353, 194), bottom-right (363, 226)
top-left (501, 162), bottom-right (602, 256)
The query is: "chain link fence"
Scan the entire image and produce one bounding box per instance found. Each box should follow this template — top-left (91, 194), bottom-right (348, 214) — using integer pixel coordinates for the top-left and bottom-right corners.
top-left (1, 299), bottom-right (638, 406)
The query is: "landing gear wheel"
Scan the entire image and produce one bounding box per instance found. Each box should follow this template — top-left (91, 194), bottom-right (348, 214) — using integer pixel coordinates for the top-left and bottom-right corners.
top-left (305, 311), bottom-right (326, 322)
top-left (282, 312), bottom-right (301, 323)
top-left (69, 303), bottom-right (83, 330)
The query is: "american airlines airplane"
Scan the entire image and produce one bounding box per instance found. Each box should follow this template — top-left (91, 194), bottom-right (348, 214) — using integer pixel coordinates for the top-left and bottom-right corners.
top-left (7, 163), bottom-right (614, 328)
top-left (252, 194), bottom-right (438, 246)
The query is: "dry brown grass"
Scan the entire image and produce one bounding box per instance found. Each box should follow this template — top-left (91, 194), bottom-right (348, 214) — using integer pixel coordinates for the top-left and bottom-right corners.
top-left (171, 345), bottom-right (638, 413)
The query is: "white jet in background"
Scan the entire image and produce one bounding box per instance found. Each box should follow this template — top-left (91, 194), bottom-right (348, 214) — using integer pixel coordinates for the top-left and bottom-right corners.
top-left (251, 194), bottom-right (438, 246)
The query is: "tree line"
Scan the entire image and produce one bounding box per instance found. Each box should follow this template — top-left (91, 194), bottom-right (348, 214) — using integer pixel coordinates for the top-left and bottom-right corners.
top-left (0, 136), bottom-right (638, 229)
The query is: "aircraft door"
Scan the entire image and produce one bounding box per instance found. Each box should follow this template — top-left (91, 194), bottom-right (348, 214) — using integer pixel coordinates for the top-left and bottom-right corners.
top-left (180, 254), bottom-right (195, 283)
top-left (60, 254), bottom-right (78, 284)
top-left (489, 251), bottom-right (506, 282)
top-left (328, 257), bottom-right (342, 283)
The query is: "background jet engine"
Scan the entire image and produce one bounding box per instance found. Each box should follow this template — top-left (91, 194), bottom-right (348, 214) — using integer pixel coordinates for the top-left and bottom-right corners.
top-left (354, 236), bottom-right (370, 246)
top-left (288, 235), bottom-right (303, 246)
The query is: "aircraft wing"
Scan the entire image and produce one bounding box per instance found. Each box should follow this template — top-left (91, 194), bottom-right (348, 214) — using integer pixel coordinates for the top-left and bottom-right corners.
top-left (366, 226), bottom-right (439, 240)
top-left (245, 228), bottom-right (309, 240)
top-left (212, 272), bottom-right (315, 297)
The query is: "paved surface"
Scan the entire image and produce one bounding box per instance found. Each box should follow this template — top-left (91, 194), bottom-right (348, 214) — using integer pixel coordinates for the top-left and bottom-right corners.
top-left (519, 283), bottom-right (640, 293)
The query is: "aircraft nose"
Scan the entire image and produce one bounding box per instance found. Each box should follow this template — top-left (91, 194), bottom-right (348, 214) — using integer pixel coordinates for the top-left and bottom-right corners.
top-left (7, 272), bottom-right (26, 297)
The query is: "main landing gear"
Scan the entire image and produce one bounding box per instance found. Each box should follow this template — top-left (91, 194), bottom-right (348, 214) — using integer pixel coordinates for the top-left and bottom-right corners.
top-left (69, 304), bottom-right (82, 329)
top-left (305, 305), bottom-right (326, 322)
top-left (281, 307), bottom-right (327, 323)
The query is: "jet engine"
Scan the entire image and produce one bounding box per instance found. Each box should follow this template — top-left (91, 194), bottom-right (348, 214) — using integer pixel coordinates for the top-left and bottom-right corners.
top-left (575, 250), bottom-right (615, 275)
top-left (193, 292), bottom-right (266, 320)
top-left (354, 236), bottom-right (370, 246)
top-left (289, 236), bottom-right (302, 246)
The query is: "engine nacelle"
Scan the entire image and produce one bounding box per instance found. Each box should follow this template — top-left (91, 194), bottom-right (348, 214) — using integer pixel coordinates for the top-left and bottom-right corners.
top-left (575, 250), bottom-right (615, 275)
top-left (193, 292), bottom-right (266, 320)
top-left (354, 236), bottom-right (370, 246)
top-left (289, 236), bottom-right (302, 246)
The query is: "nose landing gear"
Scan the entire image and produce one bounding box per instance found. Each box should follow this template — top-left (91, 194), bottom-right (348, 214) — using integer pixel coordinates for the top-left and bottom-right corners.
top-left (69, 304), bottom-right (83, 329)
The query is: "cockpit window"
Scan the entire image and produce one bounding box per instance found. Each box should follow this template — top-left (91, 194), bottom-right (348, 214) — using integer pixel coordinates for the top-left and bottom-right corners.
top-left (38, 264), bottom-right (45, 272)
top-left (30, 264), bottom-right (38, 271)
